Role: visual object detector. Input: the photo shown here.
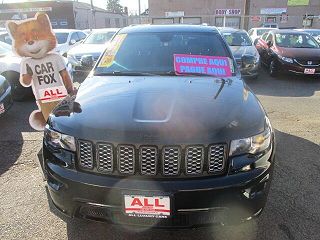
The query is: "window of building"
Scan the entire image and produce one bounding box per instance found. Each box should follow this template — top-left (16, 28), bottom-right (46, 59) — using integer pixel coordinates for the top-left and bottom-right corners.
top-left (115, 18), bottom-right (120, 27)
top-left (123, 18), bottom-right (127, 27)
top-left (105, 18), bottom-right (111, 27)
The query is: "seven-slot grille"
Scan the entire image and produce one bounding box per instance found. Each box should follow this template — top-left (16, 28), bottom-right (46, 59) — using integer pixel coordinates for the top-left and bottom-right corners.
top-left (78, 140), bottom-right (93, 169)
top-left (162, 147), bottom-right (181, 176)
top-left (185, 146), bottom-right (204, 175)
top-left (77, 141), bottom-right (227, 177)
top-left (117, 145), bottom-right (135, 174)
top-left (97, 143), bottom-right (113, 173)
top-left (208, 145), bottom-right (226, 174)
top-left (140, 146), bottom-right (158, 175)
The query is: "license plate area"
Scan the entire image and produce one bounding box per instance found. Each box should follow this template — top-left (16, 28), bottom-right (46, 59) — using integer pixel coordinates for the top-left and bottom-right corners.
top-left (124, 194), bottom-right (171, 219)
top-left (304, 68), bottom-right (315, 74)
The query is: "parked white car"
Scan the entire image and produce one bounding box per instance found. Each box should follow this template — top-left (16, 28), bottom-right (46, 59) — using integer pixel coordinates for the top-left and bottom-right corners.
top-left (248, 27), bottom-right (277, 44)
top-left (53, 29), bottom-right (87, 55)
top-left (0, 41), bottom-right (72, 101)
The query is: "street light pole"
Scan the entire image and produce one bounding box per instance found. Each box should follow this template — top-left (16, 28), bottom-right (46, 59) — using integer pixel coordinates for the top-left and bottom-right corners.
top-left (138, 0), bottom-right (141, 24)
top-left (90, 0), bottom-right (96, 29)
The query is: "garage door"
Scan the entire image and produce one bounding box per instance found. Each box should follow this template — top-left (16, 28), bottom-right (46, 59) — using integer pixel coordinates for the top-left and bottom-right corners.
top-left (152, 18), bottom-right (174, 24)
top-left (181, 17), bottom-right (202, 24)
top-left (215, 17), bottom-right (241, 28)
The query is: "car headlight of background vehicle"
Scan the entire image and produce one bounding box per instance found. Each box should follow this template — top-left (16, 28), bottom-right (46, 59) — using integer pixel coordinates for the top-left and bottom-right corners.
top-left (278, 55), bottom-right (294, 64)
top-left (229, 118), bottom-right (272, 156)
top-left (254, 53), bottom-right (260, 64)
top-left (44, 125), bottom-right (76, 152)
top-left (67, 53), bottom-right (78, 65)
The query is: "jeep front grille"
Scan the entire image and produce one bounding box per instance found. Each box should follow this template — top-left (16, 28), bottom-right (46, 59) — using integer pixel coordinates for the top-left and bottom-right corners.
top-left (140, 146), bottom-right (158, 175)
top-left (185, 146), bottom-right (204, 175)
top-left (162, 146), bottom-right (181, 176)
top-left (77, 141), bottom-right (227, 177)
top-left (208, 145), bottom-right (226, 174)
top-left (117, 145), bottom-right (135, 174)
top-left (78, 140), bottom-right (93, 169)
top-left (97, 143), bottom-right (113, 173)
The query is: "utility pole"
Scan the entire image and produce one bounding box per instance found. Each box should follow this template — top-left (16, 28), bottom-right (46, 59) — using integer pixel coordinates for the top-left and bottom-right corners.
top-left (138, 0), bottom-right (141, 24)
top-left (90, 0), bottom-right (96, 29)
top-left (244, 0), bottom-right (251, 30)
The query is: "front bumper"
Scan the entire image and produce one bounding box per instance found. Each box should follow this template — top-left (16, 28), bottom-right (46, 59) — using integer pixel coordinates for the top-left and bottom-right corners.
top-left (277, 60), bottom-right (320, 76)
top-left (237, 60), bottom-right (260, 78)
top-left (40, 140), bottom-right (275, 228)
top-left (0, 86), bottom-right (13, 116)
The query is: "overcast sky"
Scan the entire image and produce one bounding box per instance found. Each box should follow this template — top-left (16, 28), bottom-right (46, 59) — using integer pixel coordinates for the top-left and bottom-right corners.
top-left (2, 0), bottom-right (149, 15)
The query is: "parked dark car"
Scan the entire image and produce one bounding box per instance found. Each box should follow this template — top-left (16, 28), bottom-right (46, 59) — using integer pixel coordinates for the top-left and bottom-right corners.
top-left (0, 75), bottom-right (13, 116)
top-left (255, 29), bottom-right (320, 77)
top-left (220, 28), bottom-right (260, 79)
top-left (67, 28), bottom-right (119, 81)
top-left (40, 25), bottom-right (275, 228)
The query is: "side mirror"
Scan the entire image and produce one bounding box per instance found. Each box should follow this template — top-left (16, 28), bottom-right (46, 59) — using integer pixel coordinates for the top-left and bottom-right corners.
top-left (80, 55), bottom-right (94, 69)
top-left (241, 55), bottom-right (255, 68)
top-left (70, 39), bottom-right (76, 45)
top-left (267, 40), bottom-right (273, 47)
top-left (254, 38), bottom-right (259, 45)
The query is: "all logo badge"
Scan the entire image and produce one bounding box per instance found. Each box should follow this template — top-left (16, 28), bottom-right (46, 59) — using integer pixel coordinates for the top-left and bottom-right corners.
top-left (307, 61), bottom-right (313, 65)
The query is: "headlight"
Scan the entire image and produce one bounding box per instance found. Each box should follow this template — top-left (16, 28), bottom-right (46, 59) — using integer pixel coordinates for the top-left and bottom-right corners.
top-left (254, 54), bottom-right (260, 64)
top-left (279, 56), bottom-right (293, 64)
top-left (44, 125), bottom-right (76, 152)
top-left (229, 118), bottom-right (272, 156)
top-left (67, 54), bottom-right (78, 65)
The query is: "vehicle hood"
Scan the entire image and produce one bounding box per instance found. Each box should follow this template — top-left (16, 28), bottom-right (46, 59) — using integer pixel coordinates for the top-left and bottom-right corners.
top-left (276, 46), bottom-right (320, 59)
top-left (50, 76), bottom-right (266, 144)
top-left (68, 44), bottom-right (105, 56)
top-left (230, 45), bottom-right (258, 59)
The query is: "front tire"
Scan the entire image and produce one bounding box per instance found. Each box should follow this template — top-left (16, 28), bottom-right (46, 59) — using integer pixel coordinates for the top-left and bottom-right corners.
top-left (269, 60), bottom-right (278, 77)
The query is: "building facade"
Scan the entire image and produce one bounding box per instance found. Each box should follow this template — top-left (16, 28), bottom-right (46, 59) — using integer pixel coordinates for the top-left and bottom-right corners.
top-left (0, 1), bottom-right (128, 29)
top-left (148, 0), bottom-right (320, 29)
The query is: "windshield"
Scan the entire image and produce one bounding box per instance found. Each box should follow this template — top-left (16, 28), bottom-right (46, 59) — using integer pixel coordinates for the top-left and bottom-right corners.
top-left (84, 31), bottom-right (116, 44)
top-left (95, 32), bottom-right (232, 75)
top-left (55, 32), bottom-right (69, 44)
top-left (304, 30), bottom-right (320, 37)
top-left (222, 31), bottom-right (252, 46)
top-left (275, 33), bottom-right (320, 48)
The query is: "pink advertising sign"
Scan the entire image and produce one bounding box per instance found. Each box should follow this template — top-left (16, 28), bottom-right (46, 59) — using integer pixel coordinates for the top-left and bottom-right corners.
top-left (174, 54), bottom-right (232, 77)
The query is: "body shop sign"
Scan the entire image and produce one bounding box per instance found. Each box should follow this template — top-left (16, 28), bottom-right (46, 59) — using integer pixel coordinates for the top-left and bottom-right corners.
top-left (174, 54), bottom-right (232, 77)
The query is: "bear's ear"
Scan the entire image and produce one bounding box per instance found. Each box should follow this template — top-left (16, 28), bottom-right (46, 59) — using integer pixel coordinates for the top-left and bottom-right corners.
top-left (6, 21), bottom-right (18, 37)
top-left (35, 12), bottom-right (52, 31)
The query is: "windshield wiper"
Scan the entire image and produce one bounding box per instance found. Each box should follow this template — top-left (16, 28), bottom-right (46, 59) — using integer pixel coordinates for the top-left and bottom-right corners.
top-left (163, 71), bottom-right (220, 77)
top-left (94, 71), bottom-right (157, 76)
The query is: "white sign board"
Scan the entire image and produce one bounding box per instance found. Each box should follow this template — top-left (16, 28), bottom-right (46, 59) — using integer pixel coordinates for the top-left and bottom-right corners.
top-left (260, 8), bottom-right (287, 15)
top-left (165, 11), bottom-right (184, 18)
top-left (0, 7), bottom-right (52, 14)
top-left (215, 9), bottom-right (241, 15)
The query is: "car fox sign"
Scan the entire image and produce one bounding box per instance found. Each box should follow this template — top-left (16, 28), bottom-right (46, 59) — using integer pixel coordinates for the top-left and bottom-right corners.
top-left (38, 86), bottom-right (68, 103)
top-left (124, 195), bottom-right (170, 218)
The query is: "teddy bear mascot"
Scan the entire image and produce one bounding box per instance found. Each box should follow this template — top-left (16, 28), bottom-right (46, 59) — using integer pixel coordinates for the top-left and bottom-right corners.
top-left (6, 12), bottom-right (74, 131)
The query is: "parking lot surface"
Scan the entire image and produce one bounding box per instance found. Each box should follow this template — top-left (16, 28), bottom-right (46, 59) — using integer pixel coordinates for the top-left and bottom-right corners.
top-left (0, 70), bottom-right (320, 240)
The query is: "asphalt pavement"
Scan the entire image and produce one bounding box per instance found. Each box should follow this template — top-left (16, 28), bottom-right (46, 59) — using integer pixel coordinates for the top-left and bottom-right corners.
top-left (0, 70), bottom-right (320, 240)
